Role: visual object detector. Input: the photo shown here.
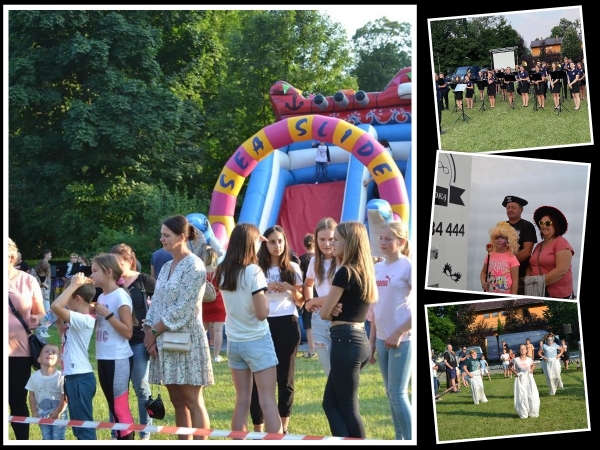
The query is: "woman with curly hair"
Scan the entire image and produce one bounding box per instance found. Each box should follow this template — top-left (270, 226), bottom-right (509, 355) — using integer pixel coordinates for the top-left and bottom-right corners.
top-left (480, 221), bottom-right (520, 294)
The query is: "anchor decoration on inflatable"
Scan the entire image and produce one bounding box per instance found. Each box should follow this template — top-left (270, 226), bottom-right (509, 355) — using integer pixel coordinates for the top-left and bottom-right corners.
top-left (269, 67), bottom-right (411, 125)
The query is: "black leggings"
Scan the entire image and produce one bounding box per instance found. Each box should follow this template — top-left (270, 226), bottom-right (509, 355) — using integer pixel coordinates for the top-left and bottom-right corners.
top-left (9, 357), bottom-right (33, 440)
top-left (250, 315), bottom-right (301, 424)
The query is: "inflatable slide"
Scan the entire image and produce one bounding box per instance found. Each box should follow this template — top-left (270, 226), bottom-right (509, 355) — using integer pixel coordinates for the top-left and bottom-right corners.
top-left (208, 68), bottom-right (412, 254)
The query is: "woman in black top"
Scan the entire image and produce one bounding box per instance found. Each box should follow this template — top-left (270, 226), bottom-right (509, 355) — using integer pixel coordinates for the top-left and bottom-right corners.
top-left (453, 75), bottom-right (463, 110)
top-left (487, 71), bottom-right (496, 108)
top-left (518, 65), bottom-right (530, 107)
top-left (321, 222), bottom-right (377, 438)
top-left (567, 62), bottom-right (581, 110)
top-left (549, 62), bottom-right (562, 109)
top-left (465, 74), bottom-right (474, 109)
top-left (438, 72), bottom-right (449, 110)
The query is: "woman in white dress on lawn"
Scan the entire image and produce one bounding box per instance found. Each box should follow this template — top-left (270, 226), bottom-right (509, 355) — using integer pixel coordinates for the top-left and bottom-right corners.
top-left (509, 344), bottom-right (540, 418)
top-left (538, 333), bottom-right (564, 395)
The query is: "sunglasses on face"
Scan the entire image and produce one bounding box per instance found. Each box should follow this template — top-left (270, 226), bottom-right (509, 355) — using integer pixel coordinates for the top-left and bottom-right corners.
top-left (539, 220), bottom-right (553, 227)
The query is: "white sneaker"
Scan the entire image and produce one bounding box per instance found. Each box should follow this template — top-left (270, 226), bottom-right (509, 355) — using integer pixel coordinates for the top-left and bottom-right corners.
top-left (38, 332), bottom-right (51, 338)
top-left (214, 355), bottom-right (223, 363)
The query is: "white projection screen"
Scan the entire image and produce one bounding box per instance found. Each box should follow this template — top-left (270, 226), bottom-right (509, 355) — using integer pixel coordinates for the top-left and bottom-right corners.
top-left (491, 47), bottom-right (517, 70)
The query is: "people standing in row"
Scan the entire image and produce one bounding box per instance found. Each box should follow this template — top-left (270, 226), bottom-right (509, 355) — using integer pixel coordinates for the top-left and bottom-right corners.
top-left (303, 217), bottom-right (340, 376)
top-left (250, 225), bottom-right (304, 434)
top-left (320, 221), bottom-right (377, 438)
top-left (453, 75), bottom-right (463, 110)
top-left (438, 72), bottom-right (449, 110)
top-left (369, 221), bottom-right (412, 440)
top-left (89, 253), bottom-right (136, 440)
top-left (533, 64), bottom-right (545, 108)
top-left (215, 223), bottom-right (282, 435)
top-left (505, 66), bottom-right (515, 107)
top-left (486, 70), bottom-right (496, 108)
top-left (8, 238), bottom-right (45, 440)
top-left (143, 215), bottom-right (214, 440)
top-left (567, 61), bottom-right (581, 110)
top-left (51, 272), bottom-right (98, 440)
top-left (202, 245), bottom-right (227, 363)
top-left (464, 74), bottom-right (474, 109)
top-left (518, 65), bottom-right (530, 107)
top-left (109, 243), bottom-right (156, 440)
top-left (549, 62), bottom-right (563, 110)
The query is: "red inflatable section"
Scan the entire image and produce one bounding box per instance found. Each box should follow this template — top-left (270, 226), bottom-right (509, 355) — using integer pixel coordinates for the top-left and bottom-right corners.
top-left (277, 181), bottom-right (345, 255)
top-left (269, 67), bottom-right (412, 124)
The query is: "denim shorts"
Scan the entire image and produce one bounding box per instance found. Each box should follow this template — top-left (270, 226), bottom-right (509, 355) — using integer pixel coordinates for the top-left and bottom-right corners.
top-left (227, 332), bottom-right (279, 372)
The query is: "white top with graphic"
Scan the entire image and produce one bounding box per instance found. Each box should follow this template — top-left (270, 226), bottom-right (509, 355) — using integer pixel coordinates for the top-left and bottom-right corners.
top-left (25, 370), bottom-right (64, 417)
top-left (373, 256), bottom-right (412, 342)
top-left (95, 288), bottom-right (134, 360)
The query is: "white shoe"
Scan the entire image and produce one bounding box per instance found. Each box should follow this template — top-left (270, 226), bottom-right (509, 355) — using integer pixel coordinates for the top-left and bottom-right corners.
top-left (214, 355), bottom-right (223, 363)
top-left (38, 332), bottom-right (51, 338)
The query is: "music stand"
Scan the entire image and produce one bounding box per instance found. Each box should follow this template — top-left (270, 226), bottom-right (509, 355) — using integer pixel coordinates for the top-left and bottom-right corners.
top-left (476, 80), bottom-right (489, 112)
top-left (551, 71), bottom-right (569, 114)
top-left (449, 82), bottom-right (459, 112)
top-left (504, 74), bottom-right (518, 110)
top-left (453, 84), bottom-right (470, 123)
top-left (530, 72), bottom-right (542, 111)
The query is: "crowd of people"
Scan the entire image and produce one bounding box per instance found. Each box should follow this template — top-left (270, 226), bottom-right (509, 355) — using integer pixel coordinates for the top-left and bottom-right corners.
top-left (432, 332), bottom-right (572, 419)
top-left (8, 213), bottom-right (413, 441)
top-left (435, 58), bottom-right (586, 134)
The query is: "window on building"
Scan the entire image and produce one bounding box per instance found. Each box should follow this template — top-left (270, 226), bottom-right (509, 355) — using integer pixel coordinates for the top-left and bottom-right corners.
top-left (492, 312), bottom-right (499, 317)
top-left (501, 311), bottom-right (507, 316)
top-left (523, 308), bottom-right (531, 318)
top-left (483, 313), bottom-right (490, 319)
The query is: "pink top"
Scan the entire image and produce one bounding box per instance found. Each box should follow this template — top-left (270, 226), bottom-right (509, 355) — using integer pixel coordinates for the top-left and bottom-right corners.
top-left (529, 236), bottom-right (574, 298)
top-left (8, 270), bottom-right (45, 357)
top-left (483, 251), bottom-right (519, 293)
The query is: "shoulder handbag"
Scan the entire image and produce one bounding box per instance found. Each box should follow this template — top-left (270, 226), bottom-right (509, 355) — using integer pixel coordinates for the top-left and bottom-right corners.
top-left (9, 297), bottom-right (47, 370)
top-left (203, 273), bottom-right (217, 303)
top-left (162, 331), bottom-right (191, 352)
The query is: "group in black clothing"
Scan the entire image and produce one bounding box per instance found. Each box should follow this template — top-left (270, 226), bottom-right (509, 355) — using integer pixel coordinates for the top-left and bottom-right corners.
top-left (436, 60), bottom-right (585, 114)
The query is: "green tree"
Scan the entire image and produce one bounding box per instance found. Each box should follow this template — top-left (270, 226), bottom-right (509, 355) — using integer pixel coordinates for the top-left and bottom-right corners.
top-left (542, 301), bottom-right (580, 339)
top-left (351, 18), bottom-right (411, 92)
top-left (497, 317), bottom-right (504, 335)
top-left (550, 18), bottom-right (582, 40)
top-left (9, 10), bottom-right (228, 257)
top-left (561, 27), bottom-right (583, 62)
top-left (427, 306), bottom-right (456, 352)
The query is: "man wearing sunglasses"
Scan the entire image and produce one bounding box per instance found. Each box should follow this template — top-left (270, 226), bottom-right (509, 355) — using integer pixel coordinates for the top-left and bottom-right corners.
top-left (502, 196), bottom-right (537, 295)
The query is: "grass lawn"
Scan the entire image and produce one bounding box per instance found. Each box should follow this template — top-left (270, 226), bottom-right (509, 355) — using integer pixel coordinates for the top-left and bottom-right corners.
top-left (9, 326), bottom-right (407, 441)
top-left (433, 366), bottom-right (589, 442)
top-left (439, 90), bottom-right (591, 152)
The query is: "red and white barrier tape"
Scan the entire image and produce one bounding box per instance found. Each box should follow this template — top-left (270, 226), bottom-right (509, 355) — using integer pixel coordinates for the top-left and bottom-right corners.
top-left (8, 416), bottom-right (365, 440)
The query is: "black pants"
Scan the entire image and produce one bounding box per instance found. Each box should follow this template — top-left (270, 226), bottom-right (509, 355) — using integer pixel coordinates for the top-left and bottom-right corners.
top-left (442, 89), bottom-right (449, 109)
top-left (250, 315), bottom-right (301, 424)
top-left (437, 98), bottom-right (443, 131)
top-left (323, 324), bottom-right (370, 438)
top-left (9, 357), bottom-right (33, 440)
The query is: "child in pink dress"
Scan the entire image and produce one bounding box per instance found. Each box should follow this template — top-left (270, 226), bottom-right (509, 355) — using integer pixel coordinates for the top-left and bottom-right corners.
top-left (480, 221), bottom-right (520, 294)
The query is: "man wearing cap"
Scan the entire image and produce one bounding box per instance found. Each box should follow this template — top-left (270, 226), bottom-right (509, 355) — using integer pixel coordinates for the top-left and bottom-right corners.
top-left (502, 196), bottom-right (537, 295)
